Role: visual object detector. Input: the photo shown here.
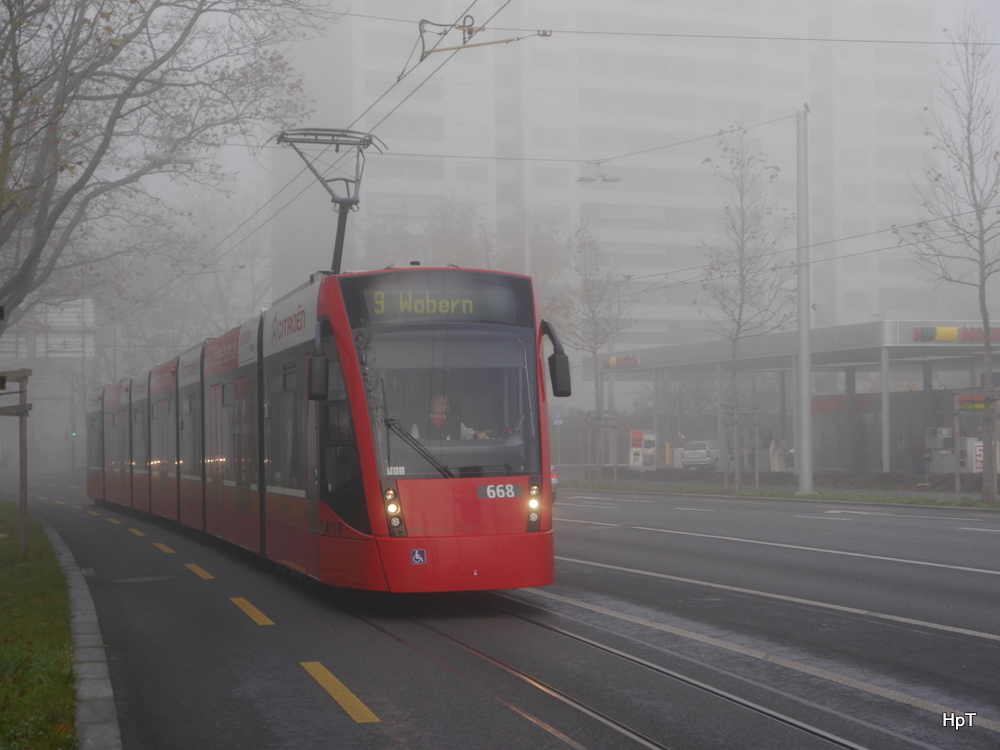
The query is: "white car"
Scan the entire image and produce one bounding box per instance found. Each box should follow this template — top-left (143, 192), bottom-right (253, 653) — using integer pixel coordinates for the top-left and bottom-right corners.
top-left (680, 440), bottom-right (720, 469)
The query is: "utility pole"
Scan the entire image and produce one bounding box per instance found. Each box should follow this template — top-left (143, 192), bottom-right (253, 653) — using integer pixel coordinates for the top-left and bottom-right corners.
top-left (796, 106), bottom-right (814, 493)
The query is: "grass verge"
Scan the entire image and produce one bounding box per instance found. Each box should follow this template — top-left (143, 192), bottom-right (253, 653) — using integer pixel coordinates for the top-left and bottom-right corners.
top-left (0, 501), bottom-right (77, 750)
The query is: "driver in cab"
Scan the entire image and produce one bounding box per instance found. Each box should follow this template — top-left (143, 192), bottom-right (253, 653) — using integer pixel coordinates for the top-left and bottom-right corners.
top-left (411, 394), bottom-right (488, 441)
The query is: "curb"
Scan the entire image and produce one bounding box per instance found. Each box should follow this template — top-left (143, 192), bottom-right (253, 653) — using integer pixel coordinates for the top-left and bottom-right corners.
top-left (41, 521), bottom-right (123, 750)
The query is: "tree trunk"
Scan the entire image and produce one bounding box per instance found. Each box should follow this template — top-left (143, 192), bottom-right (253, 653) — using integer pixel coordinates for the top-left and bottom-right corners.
top-left (593, 352), bottom-right (603, 480)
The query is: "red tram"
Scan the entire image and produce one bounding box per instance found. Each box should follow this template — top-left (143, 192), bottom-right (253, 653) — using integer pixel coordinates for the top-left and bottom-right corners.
top-left (86, 267), bottom-right (571, 592)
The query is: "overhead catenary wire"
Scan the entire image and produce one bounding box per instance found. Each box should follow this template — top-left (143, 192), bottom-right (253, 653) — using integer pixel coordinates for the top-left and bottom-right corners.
top-left (97, 6), bottom-right (986, 331)
top-left (334, 11), bottom-right (1000, 47)
top-left (102, 0), bottom-right (497, 328)
top-left (537, 209), bottom-right (987, 310)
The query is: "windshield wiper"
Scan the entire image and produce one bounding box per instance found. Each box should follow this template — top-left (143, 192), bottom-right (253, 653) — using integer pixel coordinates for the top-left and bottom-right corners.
top-left (384, 419), bottom-right (455, 479)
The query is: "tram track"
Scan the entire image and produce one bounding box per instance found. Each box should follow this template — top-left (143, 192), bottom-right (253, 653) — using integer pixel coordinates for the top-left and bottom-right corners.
top-left (470, 591), bottom-right (882, 750)
top-left (358, 610), bottom-right (670, 750)
top-left (332, 588), bottom-right (898, 750)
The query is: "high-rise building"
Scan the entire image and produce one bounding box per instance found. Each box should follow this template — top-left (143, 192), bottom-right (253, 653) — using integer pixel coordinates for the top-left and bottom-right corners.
top-left (269, 1), bottom-right (957, 350)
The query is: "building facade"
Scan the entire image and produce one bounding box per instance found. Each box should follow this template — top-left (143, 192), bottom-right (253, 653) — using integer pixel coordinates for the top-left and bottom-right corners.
top-left (270, 0), bottom-right (957, 357)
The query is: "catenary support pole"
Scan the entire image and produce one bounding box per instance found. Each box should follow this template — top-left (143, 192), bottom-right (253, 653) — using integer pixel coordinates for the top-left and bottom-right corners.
top-left (796, 107), bottom-right (814, 493)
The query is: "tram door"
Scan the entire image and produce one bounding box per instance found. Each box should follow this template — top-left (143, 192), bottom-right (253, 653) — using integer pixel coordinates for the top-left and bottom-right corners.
top-left (316, 352), bottom-right (366, 534)
top-left (207, 384), bottom-right (224, 511)
top-left (206, 375), bottom-right (253, 542)
top-left (233, 376), bottom-right (252, 515)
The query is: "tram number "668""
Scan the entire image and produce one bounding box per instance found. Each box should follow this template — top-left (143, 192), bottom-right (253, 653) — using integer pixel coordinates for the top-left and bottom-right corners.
top-left (478, 483), bottom-right (523, 499)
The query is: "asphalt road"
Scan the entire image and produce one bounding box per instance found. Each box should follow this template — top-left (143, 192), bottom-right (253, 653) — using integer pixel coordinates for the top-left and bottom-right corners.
top-left (11, 472), bottom-right (1000, 749)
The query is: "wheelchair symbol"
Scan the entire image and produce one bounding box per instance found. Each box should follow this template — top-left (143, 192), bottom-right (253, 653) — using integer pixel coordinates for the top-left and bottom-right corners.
top-left (411, 549), bottom-right (427, 565)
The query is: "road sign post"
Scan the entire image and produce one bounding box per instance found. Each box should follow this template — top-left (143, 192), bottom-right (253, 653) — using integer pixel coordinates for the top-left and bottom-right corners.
top-left (0, 369), bottom-right (32, 558)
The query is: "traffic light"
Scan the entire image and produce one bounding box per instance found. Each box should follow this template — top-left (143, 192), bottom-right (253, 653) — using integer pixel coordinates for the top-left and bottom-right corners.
top-left (0, 375), bottom-right (5, 390)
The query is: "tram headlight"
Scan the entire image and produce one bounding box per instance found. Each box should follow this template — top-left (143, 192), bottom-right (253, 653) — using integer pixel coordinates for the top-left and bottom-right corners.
top-left (528, 498), bottom-right (539, 510)
top-left (383, 483), bottom-right (406, 536)
top-left (529, 484), bottom-right (540, 496)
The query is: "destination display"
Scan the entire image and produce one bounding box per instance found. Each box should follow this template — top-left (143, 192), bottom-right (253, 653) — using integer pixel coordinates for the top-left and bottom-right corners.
top-left (341, 270), bottom-right (534, 328)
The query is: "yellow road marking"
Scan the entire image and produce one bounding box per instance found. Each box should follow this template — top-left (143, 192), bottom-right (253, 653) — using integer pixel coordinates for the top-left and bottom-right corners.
top-left (300, 662), bottom-right (380, 723)
top-left (185, 564), bottom-right (215, 580)
top-left (55, 501), bottom-right (65, 505)
top-left (129, 528), bottom-right (145, 537)
top-left (108, 518), bottom-right (122, 525)
top-left (88, 511), bottom-right (101, 516)
top-left (152, 542), bottom-right (175, 554)
top-left (230, 597), bottom-right (274, 626)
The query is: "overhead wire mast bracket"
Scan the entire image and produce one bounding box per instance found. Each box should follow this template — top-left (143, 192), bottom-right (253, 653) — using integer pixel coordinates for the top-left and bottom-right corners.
top-left (418, 15), bottom-right (550, 60)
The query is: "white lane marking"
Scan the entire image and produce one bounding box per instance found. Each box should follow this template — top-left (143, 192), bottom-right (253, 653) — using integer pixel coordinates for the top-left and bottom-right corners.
top-left (554, 518), bottom-right (1000, 577)
top-left (566, 495), bottom-right (654, 504)
top-left (674, 508), bottom-right (715, 512)
top-left (555, 555), bottom-right (1000, 642)
top-left (532, 585), bottom-right (1000, 732)
top-left (959, 527), bottom-right (1000, 533)
top-left (560, 503), bottom-right (617, 508)
top-left (794, 515), bottom-right (851, 521)
top-left (825, 509), bottom-right (990, 521)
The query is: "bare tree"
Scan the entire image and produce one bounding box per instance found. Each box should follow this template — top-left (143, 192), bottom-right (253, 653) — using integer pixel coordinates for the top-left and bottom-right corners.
top-left (698, 127), bottom-right (794, 493)
top-left (547, 225), bottom-right (633, 414)
top-left (359, 195), bottom-right (500, 270)
top-left (94, 188), bottom-right (276, 380)
top-left (904, 16), bottom-right (1000, 504)
top-left (544, 225), bottom-right (633, 476)
top-left (422, 196), bottom-right (497, 268)
top-left (0, 0), bottom-right (328, 335)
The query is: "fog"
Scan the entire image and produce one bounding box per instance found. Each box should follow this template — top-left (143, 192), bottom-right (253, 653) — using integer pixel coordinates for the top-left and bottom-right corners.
top-left (4, 0), bottom-right (1000, 469)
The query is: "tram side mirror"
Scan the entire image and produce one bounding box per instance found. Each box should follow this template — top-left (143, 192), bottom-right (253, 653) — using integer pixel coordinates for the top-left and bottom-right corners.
top-left (548, 352), bottom-right (572, 397)
top-left (541, 319), bottom-right (572, 397)
top-left (308, 356), bottom-right (329, 401)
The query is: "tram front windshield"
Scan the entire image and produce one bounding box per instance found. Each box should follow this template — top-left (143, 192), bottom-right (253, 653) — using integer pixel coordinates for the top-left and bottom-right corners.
top-left (353, 325), bottom-right (541, 479)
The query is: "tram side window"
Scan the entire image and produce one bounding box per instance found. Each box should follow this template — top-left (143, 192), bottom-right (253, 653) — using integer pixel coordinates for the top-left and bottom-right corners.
top-left (150, 395), bottom-right (176, 475)
top-left (179, 392), bottom-right (201, 478)
top-left (115, 410), bottom-right (127, 468)
top-left (221, 382), bottom-right (235, 483)
top-left (267, 360), bottom-right (304, 490)
top-left (133, 407), bottom-right (148, 470)
top-left (88, 415), bottom-right (102, 468)
top-left (320, 351), bottom-right (367, 533)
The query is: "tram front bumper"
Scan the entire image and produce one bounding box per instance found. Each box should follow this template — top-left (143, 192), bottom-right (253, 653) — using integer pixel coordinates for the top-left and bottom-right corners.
top-left (377, 531), bottom-right (554, 592)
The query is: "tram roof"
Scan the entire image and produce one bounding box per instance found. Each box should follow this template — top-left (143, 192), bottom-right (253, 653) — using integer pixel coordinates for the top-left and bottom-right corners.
top-left (596, 320), bottom-right (1000, 377)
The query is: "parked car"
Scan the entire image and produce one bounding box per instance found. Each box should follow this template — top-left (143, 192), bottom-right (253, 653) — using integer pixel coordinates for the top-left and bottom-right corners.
top-left (551, 467), bottom-right (559, 499)
top-left (680, 440), bottom-right (720, 469)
